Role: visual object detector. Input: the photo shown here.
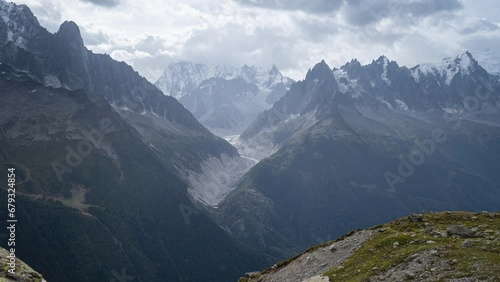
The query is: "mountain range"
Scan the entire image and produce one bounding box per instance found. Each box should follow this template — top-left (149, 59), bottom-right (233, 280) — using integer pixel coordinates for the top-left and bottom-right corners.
top-left (219, 52), bottom-right (500, 258)
top-left (1, 0), bottom-right (500, 280)
top-left (155, 62), bottom-right (294, 135)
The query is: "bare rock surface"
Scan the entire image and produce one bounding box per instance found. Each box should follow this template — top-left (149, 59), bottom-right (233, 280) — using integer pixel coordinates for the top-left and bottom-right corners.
top-left (246, 230), bottom-right (374, 282)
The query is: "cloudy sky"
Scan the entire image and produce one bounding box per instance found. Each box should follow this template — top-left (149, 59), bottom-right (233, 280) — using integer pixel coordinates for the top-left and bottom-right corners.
top-left (14, 0), bottom-right (500, 81)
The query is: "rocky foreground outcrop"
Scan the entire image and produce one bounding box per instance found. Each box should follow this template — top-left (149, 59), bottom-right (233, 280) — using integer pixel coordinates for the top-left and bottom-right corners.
top-left (0, 247), bottom-right (45, 281)
top-left (240, 211), bottom-right (500, 282)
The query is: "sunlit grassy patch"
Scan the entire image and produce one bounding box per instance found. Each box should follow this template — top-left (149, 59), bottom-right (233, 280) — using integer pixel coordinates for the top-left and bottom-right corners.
top-left (324, 211), bottom-right (500, 281)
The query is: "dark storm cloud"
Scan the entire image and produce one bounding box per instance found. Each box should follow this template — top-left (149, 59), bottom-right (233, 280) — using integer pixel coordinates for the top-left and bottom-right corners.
top-left (80, 0), bottom-right (120, 8)
top-left (234, 0), bottom-right (343, 14)
top-left (343, 0), bottom-right (464, 26)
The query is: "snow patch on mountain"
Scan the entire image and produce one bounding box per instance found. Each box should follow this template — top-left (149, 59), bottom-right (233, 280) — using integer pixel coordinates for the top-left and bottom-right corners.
top-left (381, 57), bottom-right (391, 85)
top-left (333, 69), bottom-right (362, 97)
top-left (0, 0), bottom-right (14, 23)
top-left (395, 99), bottom-right (408, 111)
top-left (44, 75), bottom-right (62, 88)
top-left (0, 0), bottom-right (33, 49)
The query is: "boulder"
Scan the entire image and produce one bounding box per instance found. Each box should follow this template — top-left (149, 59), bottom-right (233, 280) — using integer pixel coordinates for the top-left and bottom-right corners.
top-left (462, 239), bottom-right (477, 248)
top-left (447, 225), bottom-right (474, 238)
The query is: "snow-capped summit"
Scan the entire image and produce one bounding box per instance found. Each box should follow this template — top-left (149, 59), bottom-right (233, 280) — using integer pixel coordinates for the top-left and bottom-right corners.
top-left (411, 51), bottom-right (480, 84)
top-left (0, 0), bottom-right (43, 50)
top-left (155, 61), bottom-right (294, 135)
top-left (155, 61), bottom-right (293, 99)
top-left (154, 61), bottom-right (217, 100)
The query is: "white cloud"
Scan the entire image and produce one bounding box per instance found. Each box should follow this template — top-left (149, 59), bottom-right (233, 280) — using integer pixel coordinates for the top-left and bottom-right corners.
top-left (12, 0), bottom-right (500, 81)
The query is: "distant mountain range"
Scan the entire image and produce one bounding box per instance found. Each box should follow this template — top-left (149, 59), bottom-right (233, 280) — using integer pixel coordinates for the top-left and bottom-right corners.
top-left (219, 52), bottom-right (500, 258)
top-left (237, 52), bottom-right (500, 160)
top-left (155, 62), bottom-right (294, 135)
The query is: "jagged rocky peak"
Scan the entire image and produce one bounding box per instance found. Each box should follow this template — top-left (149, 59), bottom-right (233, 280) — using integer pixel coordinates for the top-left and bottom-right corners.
top-left (340, 58), bottom-right (363, 77)
top-left (305, 59), bottom-right (334, 81)
top-left (374, 55), bottom-right (388, 63)
top-left (239, 64), bottom-right (258, 83)
top-left (442, 51), bottom-right (480, 72)
top-left (269, 63), bottom-right (280, 75)
top-left (0, 0), bottom-right (36, 23)
top-left (56, 20), bottom-right (85, 49)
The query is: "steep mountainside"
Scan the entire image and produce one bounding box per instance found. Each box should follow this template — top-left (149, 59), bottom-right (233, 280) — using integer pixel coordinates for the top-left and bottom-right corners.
top-left (0, 62), bottom-right (269, 281)
top-left (155, 62), bottom-right (294, 135)
top-left (219, 53), bottom-right (500, 258)
top-left (0, 0), bottom-right (246, 206)
top-left (241, 211), bottom-right (500, 282)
